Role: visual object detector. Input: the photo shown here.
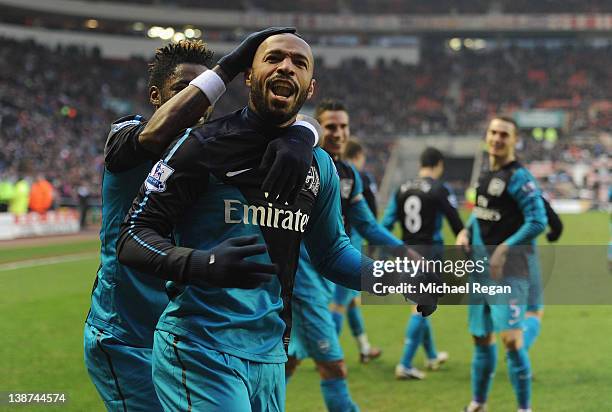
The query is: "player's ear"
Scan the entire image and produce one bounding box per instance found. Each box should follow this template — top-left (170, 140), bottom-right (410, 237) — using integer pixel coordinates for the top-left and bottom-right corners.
top-left (149, 86), bottom-right (161, 108)
top-left (306, 78), bottom-right (316, 100)
top-left (244, 69), bottom-right (252, 87)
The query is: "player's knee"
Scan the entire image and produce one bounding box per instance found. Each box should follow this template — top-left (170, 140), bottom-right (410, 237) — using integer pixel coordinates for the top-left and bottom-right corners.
top-left (500, 331), bottom-right (522, 350)
top-left (285, 356), bottom-right (301, 377)
top-left (331, 304), bottom-right (346, 314)
top-left (316, 360), bottom-right (347, 380)
top-left (473, 334), bottom-right (494, 346)
top-left (525, 310), bottom-right (544, 320)
top-left (348, 298), bottom-right (358, 309)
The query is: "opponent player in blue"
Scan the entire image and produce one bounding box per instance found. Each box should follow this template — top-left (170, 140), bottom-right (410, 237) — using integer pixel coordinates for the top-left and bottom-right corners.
top-left (382, 147), bottom-right (463, 380)
top-left (286, 100), bottom-right (409, 412)
top-left (457, 117), bottom-right (547, 412)
top-left (330, 139), bottom-right (382, 363)
top-left (117, 33), bottom-right (379, 412)
top-left (84, 28), bottom-right (316, 411)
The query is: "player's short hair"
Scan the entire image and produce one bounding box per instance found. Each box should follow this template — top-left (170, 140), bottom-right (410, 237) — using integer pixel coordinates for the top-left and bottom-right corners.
top-left (491, 115), bottom-right (519, 135)
top-left (420, 147), bottom-right (444, 168)
top-left (344, 139), bottom-right (364, 160)
top-left (314, 99), bottom-right (348, 122)
top-left (148, 40), bottom-right (214, 90)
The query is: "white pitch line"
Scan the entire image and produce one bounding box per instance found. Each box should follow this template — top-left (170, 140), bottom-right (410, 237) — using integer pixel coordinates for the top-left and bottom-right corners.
top-left (0, 253), bottom-right (97, 272)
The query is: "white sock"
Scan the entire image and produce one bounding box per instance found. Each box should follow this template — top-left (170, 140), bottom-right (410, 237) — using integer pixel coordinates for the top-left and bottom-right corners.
top-left (357, 333), bottom-right (371, 354)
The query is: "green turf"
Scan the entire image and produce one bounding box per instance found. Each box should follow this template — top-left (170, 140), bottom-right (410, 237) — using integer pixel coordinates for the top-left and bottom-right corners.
top-left (0, 240), bottom-right (99, 264)
top-left (0, 212), bottom-right (610, 411)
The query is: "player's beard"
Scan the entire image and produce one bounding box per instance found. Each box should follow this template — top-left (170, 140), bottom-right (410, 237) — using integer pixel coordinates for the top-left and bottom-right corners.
top-left (249, 76), bottom-right (309, 126)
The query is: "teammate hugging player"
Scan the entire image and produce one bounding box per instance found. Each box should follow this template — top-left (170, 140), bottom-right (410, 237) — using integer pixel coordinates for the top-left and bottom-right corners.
top-left (382, 147), bottom-right (463, 380)
top-left (117, 33), bottom-right (380, 412)
top-left (84, 28), bottom-right (317, 411)
top-left (457, 117), bottom-right (547, 412)
top-left (286, 100), bottom-right (410, 412)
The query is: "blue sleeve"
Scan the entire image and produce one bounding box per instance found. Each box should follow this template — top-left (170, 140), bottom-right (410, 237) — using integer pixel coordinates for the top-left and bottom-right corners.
top-left (381, 190), bottom-right (398, 231)
top-left (303, 149), bottom-right (371, 290)
top-left (349, 164), bottom-right (363, 201)
top-left (504, 168), bottom-right (548, 246)
top-left (349, 197), bottom-right (403, 247)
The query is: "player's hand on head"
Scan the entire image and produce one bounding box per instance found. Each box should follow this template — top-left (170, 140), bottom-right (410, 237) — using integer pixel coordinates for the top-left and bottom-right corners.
top-left (217, 27), bottom-right (297, 81)
top-left (200, 235), bottom-right (277, 289)
top-left (260, 116), bottom-right (318, 205)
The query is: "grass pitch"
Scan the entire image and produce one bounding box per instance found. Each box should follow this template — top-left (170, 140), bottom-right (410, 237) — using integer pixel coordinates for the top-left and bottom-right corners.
top-left (0, 212), bottom-right (610, 411)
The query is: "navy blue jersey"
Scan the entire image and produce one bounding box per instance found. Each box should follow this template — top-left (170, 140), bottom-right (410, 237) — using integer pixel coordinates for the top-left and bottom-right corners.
top-left (117, 108), bottom-right (365, 363)
top-left (87, 115), bottom-right (169, 347)
top-left (472, 161), bottom-right (546, 246)
top-left (469, 161), bottom-right (547, 278)
top-left (360, 170), bottom-right (378, 217)
top-left (382, 177), bottom-right (463, 245)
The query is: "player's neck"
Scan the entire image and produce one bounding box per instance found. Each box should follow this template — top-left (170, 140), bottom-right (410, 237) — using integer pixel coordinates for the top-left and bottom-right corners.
top-left (247, 102), bottom-right (296, 129)
top-left (418, 168), bottom-right (436, 179)
top-left (489, 154), bottom-right (515, 171)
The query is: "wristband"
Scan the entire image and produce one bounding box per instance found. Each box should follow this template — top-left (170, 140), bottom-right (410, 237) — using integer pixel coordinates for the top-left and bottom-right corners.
top-left (293, 120), bottom-right (319, 147)
top-left (189, 70), bottom-right (226, 105)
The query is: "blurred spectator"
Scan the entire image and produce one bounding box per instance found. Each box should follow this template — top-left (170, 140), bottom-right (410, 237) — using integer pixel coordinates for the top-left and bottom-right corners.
top-left (0, 174), bottom-right (15, 212)
top-left (9, 177), bottom-right (30, 215)
top-left (77, 184), bottom-right (91, 230)
top-left (29, 174), bottom-right (54, 214)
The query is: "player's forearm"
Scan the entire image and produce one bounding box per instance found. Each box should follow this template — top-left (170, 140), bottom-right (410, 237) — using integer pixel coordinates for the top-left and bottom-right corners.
top-left (314, 242), bottom-right (371, 291)
top-left (350, 199), bottom-right (402, 247)
top-left (138, 89), bottom-right (212, 154)
top-left (138, 66), bottom-right (228, 154)
top-left (544, 199), bottom-right (563, 240)
top-left (445, 209), bottom-right (465, 236)
top-left (117, 223), bottom-right (207, 282)
top-left (505, 216), bottom-right (547, 246)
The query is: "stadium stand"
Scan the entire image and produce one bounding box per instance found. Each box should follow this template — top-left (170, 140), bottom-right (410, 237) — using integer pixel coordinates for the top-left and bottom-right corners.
top-left (70, 0), bottom-right (612, 14)
top-left (0, 36), bottom-right (609, 207)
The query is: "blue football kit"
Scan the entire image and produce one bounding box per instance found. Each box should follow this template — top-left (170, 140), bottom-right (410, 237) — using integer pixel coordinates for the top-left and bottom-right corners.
top-left (381, 176), bottom-right (464, 371)
top-left (333, 170), bottom-right (378, 309)
top-left (468, 161), bottom-right (547, 335)
top-left (116, 108), bottom-right (366, 412)
top-left (84, 115), bottom-right (167, 412)
top-left (466, 160), bottom-right (547, 410)
top-left (289, 160), bottom-right (401, 412)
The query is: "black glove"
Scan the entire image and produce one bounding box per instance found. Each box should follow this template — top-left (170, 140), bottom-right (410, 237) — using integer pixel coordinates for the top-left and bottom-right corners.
top-left (402, 271), bottom-right (442, 317)
top-left (190, 236), bottom-right (277, 289)
top-left (217, 27), bottom-right (297, 81)
top-left (416, 304), bottom-right (438, 317)
top-left (260, 123), bottom-right (315, 205)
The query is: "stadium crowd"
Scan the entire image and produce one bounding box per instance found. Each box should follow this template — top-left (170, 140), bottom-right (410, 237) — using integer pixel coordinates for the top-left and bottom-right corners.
top-left (0, 36), bottom-right (609, 209)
